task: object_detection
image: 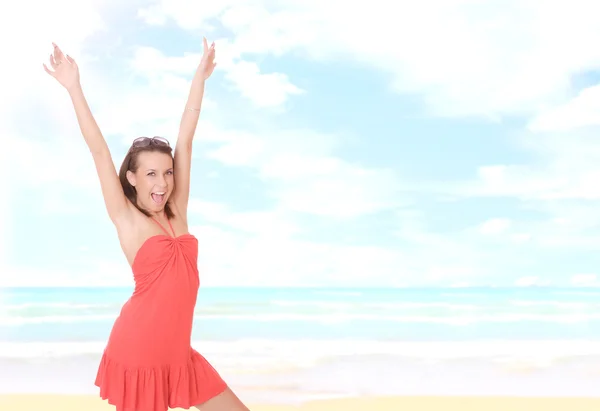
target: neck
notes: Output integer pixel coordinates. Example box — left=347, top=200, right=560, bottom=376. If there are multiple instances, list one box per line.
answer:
left=136, top=199, right=164, bottom=219
left=150, top=210, right=165, bottom=219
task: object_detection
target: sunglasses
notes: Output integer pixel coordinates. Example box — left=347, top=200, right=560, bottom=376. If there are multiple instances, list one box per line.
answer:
left=131, top=136, right=170, bottom=148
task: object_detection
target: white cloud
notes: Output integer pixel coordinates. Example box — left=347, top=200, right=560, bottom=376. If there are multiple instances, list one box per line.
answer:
left=479, top=218, right=511, bottom=235
left=138, top=0, right=600, bottom=118
left=131, top=42, right=303, bottom=108
left=570, top=274, right=600, bottom=287
left=131, top=46, right=200, bottom=77
left=511, top=233, right=532, bottom=244
left=204, top=125, right=401, bottom=218
left=0, top=0, right=111, bottom=278
left=0, top=126, right=10, bottom=276
left=514, top=276, right=549, bottom=287
left=0, top=0, right=105, bottom=106
left=272, top=166, right=399, bottom=218
left=192, top=223, right=407, bottom=287
left=465, top=198, right=600, bottom=251
left=529, top=84, right=600, bottom=132
left=188, top=199, right=300, bottom=238
left=443, top=129, right=600, bottom=205
left=1, top=261, right=133, bottom=288
left=223, top=60, right=304, bottom=107
left=184, top=200, right=495, bottom=287
left=137, top=0, right=239, bottom=30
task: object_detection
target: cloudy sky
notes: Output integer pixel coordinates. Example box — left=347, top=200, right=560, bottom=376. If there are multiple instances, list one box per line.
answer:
left=1, top=0, right=600, bottom=288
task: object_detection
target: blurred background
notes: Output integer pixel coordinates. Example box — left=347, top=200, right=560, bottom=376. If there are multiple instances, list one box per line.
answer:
left=2, top=0, right=600, bottom=407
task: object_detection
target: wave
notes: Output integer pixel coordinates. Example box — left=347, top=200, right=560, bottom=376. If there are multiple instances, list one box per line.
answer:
left=509, top=300, right=597, bottom=309
left=0, top=314, right=117, bottom=325
left=0, top=302, right=120, bottom=320
left=2, top=300, right=480, bottom=315
left=270, top=300, right=478, bottom=310
left=310, top=290, right=363, bottom=297
left=553, top=290, right=600, bottom=296
left=195, top=313, right=600, bottom=324
left=2, top=302, right=112, bottom=310
left=2, top=339, right=600, bottom=369
left=2, top=312, right=600, bottom=326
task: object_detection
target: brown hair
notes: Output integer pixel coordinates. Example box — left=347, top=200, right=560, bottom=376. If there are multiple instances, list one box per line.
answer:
left=118, top=140, right=175, bottom=219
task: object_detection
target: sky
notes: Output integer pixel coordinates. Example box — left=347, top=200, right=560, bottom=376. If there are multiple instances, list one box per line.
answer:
left=2, top=0, right=600, bottom=288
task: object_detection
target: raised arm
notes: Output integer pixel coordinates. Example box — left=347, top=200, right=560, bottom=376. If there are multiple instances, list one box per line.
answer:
left=44, top=43, right=130, bottom=224
left=171, top=38, right=216, bottom=215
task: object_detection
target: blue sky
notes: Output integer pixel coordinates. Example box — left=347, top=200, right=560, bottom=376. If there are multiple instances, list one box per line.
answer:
left=2, top=0, right=600, bottom=287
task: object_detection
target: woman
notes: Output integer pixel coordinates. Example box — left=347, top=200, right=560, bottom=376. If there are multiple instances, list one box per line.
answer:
left=44, top=40, right=250, bottom=411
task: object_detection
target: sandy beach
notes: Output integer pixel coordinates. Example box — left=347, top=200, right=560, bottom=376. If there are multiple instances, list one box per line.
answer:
left=1, top=395, right=600, bottom=411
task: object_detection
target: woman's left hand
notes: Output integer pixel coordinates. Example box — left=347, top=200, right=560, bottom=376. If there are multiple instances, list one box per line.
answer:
left=199, top=37, right=216, bottom=80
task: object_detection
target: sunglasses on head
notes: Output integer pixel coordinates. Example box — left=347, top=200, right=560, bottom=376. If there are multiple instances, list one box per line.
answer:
left=131, top=136, right=170, bottom=148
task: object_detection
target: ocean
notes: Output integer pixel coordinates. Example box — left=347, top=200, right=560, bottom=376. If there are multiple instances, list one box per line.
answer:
left=1, top=286, right=600, bottom=402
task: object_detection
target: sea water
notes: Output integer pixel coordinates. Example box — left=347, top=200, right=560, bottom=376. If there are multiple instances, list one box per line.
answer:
left=1, top=286, right=600, bottom=402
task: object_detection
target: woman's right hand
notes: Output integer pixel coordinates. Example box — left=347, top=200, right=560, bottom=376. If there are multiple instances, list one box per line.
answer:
left=43, top=43, right=80, bottom=91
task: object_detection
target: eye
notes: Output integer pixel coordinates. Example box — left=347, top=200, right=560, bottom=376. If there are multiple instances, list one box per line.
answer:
left=166, top=170, right=174, bottom=175
left=147, top=172, right=155, bottom=176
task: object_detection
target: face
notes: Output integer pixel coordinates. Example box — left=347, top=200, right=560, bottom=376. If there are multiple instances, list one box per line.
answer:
left=127, top=151, right=174, bottom=214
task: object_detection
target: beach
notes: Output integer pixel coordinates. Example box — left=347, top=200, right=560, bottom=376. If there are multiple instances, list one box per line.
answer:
left=1, top=286, right=600, bottom=408
left=1, top=395, right=600, bottom=411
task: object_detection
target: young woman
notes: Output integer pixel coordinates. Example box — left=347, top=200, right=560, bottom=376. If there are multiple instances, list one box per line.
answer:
left=44, top=40, right=250, bottom=411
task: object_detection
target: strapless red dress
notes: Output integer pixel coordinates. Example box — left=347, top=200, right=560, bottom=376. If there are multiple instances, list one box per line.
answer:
left=95, top=218, right=227, bottom=411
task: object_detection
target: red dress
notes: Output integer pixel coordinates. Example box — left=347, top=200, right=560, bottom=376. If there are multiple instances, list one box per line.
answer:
left=95, top=218, right=227, bottom=411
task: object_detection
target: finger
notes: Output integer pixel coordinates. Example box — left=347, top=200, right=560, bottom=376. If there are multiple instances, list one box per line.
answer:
left=53, top=47, right=66, bottom=67
left=66, top=54, right=76, bottom=66
left=49, top=54, right=57, bottom=69
left=43, top=63, right=55, bottom=77
left=203, top=37, right=208, bottom=53
left=53, top=43, right=65, bottom=61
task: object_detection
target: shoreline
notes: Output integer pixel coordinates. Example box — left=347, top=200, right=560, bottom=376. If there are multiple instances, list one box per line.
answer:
left=4, top=352, right=600, bottom=401
left=2, top=394, right=600, bottom=411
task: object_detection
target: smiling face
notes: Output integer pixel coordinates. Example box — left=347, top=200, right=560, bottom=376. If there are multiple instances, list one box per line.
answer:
left=125, top=150, right=175, bottom=215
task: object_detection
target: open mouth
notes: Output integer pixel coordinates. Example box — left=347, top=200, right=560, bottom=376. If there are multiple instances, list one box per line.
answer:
left=151, top=192, right=166, bottom=204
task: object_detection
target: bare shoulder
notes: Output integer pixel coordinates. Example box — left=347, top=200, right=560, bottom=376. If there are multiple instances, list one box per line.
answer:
left=112, top=203, right=149, bottom=265
left=168, top=199, right=189, bottom=231
left=112, top=201, right=190, bottom=266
